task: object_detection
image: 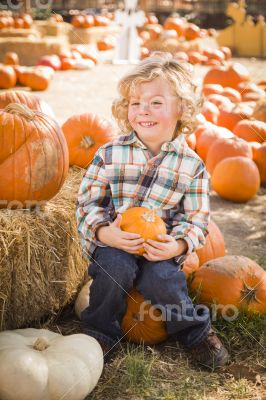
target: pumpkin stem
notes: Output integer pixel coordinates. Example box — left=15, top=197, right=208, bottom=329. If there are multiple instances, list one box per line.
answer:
left=132, top=313, right=140, bottom=322
left=80, top=136, right=95, bottom=149
left=241, top=282, right=260, bottom=304
left=142, top=209, right=156, bottom=223
left=4, top=103, right=35, bottom=120
left=33, top=337, right=50, bottom=351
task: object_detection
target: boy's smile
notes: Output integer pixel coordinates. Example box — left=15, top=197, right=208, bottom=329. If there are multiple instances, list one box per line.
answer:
left=128, top=77, right=180, bottom=155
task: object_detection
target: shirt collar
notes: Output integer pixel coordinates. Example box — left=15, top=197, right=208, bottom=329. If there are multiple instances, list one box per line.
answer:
left=117, top=131, right=186, bottom=154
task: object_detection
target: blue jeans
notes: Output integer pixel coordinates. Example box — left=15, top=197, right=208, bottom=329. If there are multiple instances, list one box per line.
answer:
left=81, top=246, right=211, bottom=348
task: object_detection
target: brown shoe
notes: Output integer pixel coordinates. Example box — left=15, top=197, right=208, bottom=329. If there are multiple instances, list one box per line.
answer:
left=189, top=329, right=230, bottom=370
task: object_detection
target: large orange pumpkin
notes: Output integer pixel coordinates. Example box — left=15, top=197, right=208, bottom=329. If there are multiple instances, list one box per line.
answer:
left=120, top=207, right=167, bottom=255
left=206, top=136, right=252, bottom=174
left=233, top=119, right=266, bottom=143
left=253, top=142, right=266, bottom=184
left=211, top=156, right=260, bottom=203
left=61, top=113, right=116, bottom=168
left=191, top=256, right=266, bottom=313
left=19, top=67, right=52, bottom=91
left=75, top=282, right=168, bottom=345
left=121, top=288, right=168, bottom=345
left=0, top=90, right=55, bottom=118
left=195, top=123, right=234, bottom=161
left=196, top=220, right=225, bottom=266
left=203, top=63, right=250, bottom=89
left=217, top=103, right=253, bottom=131
left=0, top=103, right=69, bottom=208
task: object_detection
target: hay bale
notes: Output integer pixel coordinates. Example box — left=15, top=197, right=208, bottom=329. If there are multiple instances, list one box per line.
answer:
left=0, top=167, right=88, bottom=331
left=34, top=21, right=71, bottom=37
left=69, top=26, right=120, bottom=44
left=0, top=28, right=40, bottom=38
left=145, top=37, right=180, bottom=54
left=0, top=36, right=69, bottom=66
left=145, top=37, right=205, bottom=54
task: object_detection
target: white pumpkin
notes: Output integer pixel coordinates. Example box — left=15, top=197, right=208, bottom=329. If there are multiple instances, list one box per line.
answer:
left=0, top=328, right=103, bottom=400
left=75, top=280, right=92, bottom=319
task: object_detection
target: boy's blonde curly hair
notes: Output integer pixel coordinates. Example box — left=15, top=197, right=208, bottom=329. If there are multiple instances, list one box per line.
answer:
left=112, top=52, right=203, bottom=138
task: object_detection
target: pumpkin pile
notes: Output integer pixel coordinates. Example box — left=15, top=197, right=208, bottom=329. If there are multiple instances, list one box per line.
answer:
left=185, top=61, right=266, bottom=202
left=70, top=13, right=113, bottom=28
left=0, top=52, right=55, bottom=91
left=138, top=15, right=227, bottom=63
left=0, top=11, right=33, bottom=30
left=0, top=44, right=99, bottom=90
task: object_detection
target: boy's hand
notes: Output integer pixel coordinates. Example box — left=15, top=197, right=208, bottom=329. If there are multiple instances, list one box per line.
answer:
left=96, top=214, right=145, bottom=254
left=142, top=235, right=188, bottom=261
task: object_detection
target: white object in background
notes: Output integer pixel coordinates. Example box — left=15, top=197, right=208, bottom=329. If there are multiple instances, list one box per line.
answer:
left=113, top=0, right=145, bottom=64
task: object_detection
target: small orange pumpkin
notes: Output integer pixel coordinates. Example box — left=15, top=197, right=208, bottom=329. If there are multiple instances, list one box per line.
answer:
left=211, top=156, right=260, bottom=203
left=163, top=17, right=185, bottom=37
left=0, top=65, right=16, bottom=89
left=120, top=207, right=167, bottom=255
left=191, top=256, right=266, bottom=313
left=121, top=288, right=168, bottom=345
left=3, top=51, right=19, bottom=66
left=185, top=23, right=200, bottom=40
left=61, top=113, right=115, bottom=168
left=97, top=36, right=115, bottom=51
left=196, top=220, right=225, bottom=266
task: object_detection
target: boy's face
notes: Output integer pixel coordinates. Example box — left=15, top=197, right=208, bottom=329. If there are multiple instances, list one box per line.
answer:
left=128, top=77, right=180, bottom=148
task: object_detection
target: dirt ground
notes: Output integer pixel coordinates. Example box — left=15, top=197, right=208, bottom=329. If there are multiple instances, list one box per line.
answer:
left=37, top=56, right=266, bottom=268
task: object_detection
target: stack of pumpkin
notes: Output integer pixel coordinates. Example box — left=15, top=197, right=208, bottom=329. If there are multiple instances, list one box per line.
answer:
left=75, top=207, right=266, bottom=346
left=70, top=13, right=113, bottom=29
left=0, top=51, right=54, bottom=90
left=0, top=11, right=33, bottom=30
left=37, top=45, right=98, bottom=71
left=186, top=62, right=266, bottom=203
left=138, top=15, right=219, bottom=59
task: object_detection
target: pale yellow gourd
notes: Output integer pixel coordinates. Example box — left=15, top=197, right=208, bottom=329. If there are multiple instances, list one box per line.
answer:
left=0, top=328, right=103, bottom=400
left=75, top=280, right=92, bottom=319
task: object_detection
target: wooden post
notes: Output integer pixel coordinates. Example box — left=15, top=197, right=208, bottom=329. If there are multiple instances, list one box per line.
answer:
left=20, top=0, right=31, bottom=14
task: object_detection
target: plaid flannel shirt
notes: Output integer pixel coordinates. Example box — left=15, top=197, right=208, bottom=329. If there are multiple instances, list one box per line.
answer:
left=76, top=131, right=210, bottom=262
